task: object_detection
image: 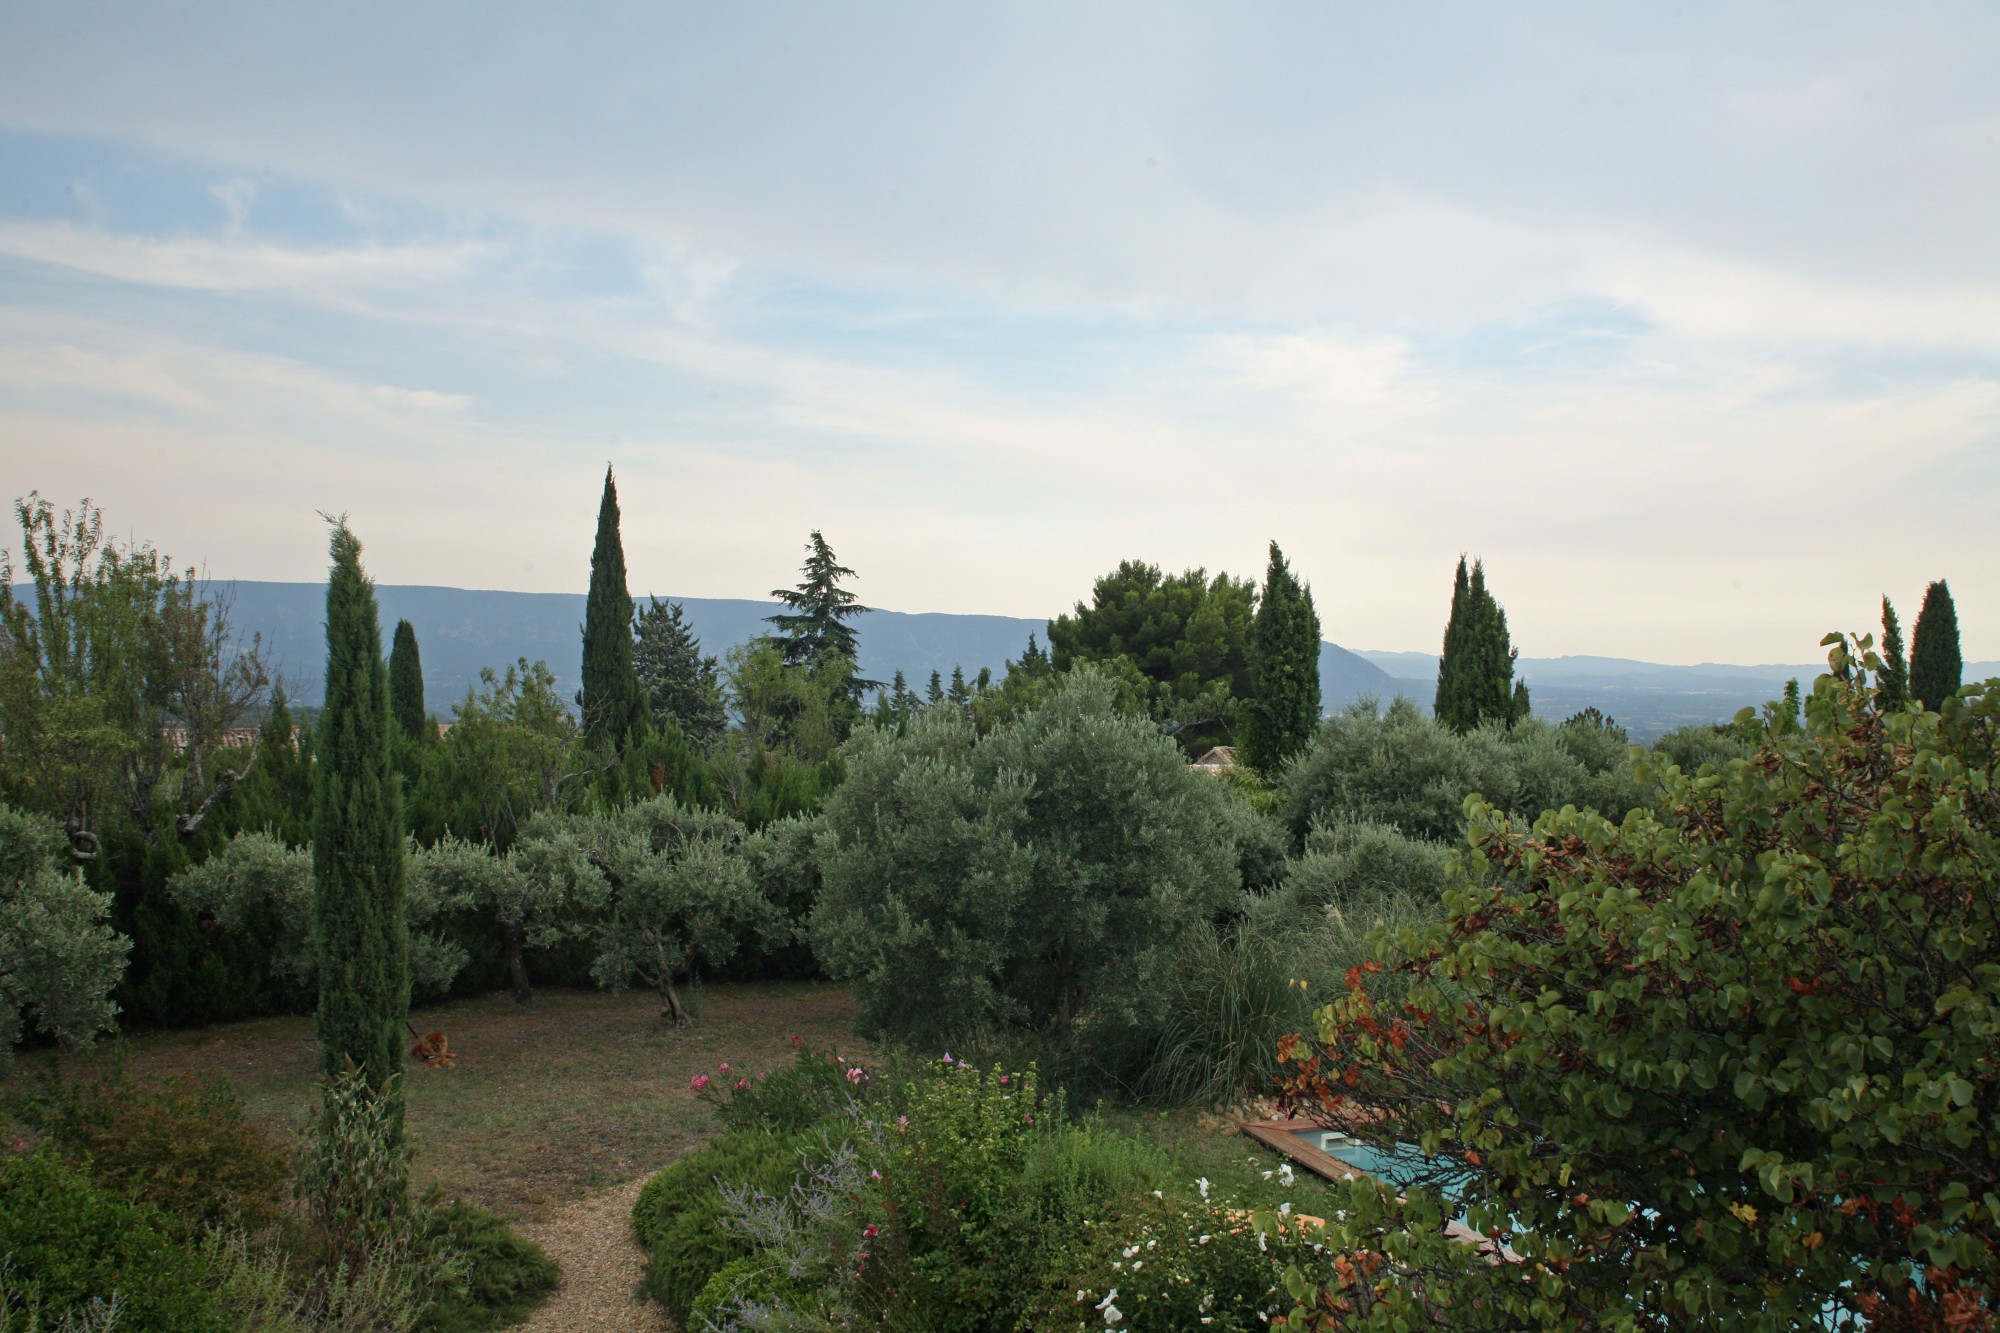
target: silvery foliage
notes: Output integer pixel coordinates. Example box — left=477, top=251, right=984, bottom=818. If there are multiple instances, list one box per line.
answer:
left=168, top=830, right=466, bottom=1000
left=0, top=804, right=127, bottom=1075
left=705, top=1134, right=872, bottom=1333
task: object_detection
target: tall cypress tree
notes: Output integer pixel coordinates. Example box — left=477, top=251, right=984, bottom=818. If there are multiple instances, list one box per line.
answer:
left=1878, top=597, right=1909, bottom=709
left=580, top=466, right=647, bottom=753
left=1243, top=540, right=1322, bottom=772
left=1910, top=579, right=1963, bottom=712
left=313, top=522, right=408, bottom=1134
left=388, top=619, right=425, bottom=739
left=1434, top=557, right=1474, bottom=732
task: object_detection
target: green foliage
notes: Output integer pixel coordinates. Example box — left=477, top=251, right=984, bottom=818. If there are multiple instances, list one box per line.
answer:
left=1878, top=596, right=1909, bottom=709
left=0, top=1148, right=227, bottom=1333
left=765, top=530, right=873, bottom=698
left=295, top=1066, right=417, bottom=1284
left=20, top=1063, right=288, bottom=1236
left=1433, top=556, right=1525, bottom=733
left=812, top=670, right=1243, bottom=1058
left=633, top=598, right=726, bottom=751
left=694, top=1038, right=869, bottom=1135
left=0, top=493, right=268, bottom=853
left=413, top=1200, right=559, bottom=1333
left=1911, top=576, right=1963, bottom=712
left=313, top=522, right=409, bottom=1117
left=388, top=620, right=426, bottom=741
left=1046, top=559, right=1256, bottom=754
left=1649, top=720, right=1753, bottom=776
left=0, top=804, right=126, bottom=1075
left=434, top=659, right=580, bottom=850
left=579, top=467, right=647, bottom=754
left=583, top=796, right=784, bottom=1024
left=736, top=814, right=823, bottom=978
left=631, top=1131, right=814, bottom=1322
left=1278, top=637, right=2000, bottom=1325
left=1242, top=541, right=1322, bottom=774
left=724, top=639, right=858, bottom=769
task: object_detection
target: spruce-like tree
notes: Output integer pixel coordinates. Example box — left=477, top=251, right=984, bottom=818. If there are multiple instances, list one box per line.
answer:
left=388, top=619, right=425, bottom=740
left=313, top=521, right=409, bottom=1139
left=948, top=664, right=971, bottom=707
left=1878, top=597, right=1909, bottom=709
left=1242, top=540, right=1323, bottom=773
left=767, top=531, right=875, bottom=696
left=927, top=670, right=944, bottom=706
left=579, top=466, right=647, bottom=754
left=1910, top=579, right=1963, bottom=712
left=633, top=598, right=726, bottom=751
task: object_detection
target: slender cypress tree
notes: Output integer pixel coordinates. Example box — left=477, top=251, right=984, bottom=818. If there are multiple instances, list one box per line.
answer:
left=579, top=466, right=647, bottom=753
left=1434, top=557, right=1474, bottom=731
left=388, top=619, right=425, bottom=739
left=1878, top=597, right=1909, bottom=709
left=313, top=521, right=408, bottom=1136
left=1910, top=579, right=1963, bottom=712
left=1243, top=540, right=1323, bottom=772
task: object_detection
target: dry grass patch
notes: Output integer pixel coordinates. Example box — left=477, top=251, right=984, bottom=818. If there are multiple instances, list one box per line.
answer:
left=4, top=981, right=870, bottom=1224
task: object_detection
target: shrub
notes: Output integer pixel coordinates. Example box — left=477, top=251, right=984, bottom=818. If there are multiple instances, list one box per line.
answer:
left=1277, top=638, right=2000, bottom=1326
left=0, top=803, right=128, bottom=1076
left=294, top=1067, right=417, bottom=1279
left=691, top=1038, right=871, bottom=1135
left=813, top=671, right=1243, bottom=1057
left=415, top=1199, right=559, bottom=1333
left=0, top=1148, right=227, bottom=1333
left=632, top=1132, right=816, bottom=1323
left=19, top=1063, right=288, bottom=1236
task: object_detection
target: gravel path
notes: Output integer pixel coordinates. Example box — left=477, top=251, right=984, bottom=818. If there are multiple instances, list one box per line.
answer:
left=517, top=1174, right=675, bottom=1333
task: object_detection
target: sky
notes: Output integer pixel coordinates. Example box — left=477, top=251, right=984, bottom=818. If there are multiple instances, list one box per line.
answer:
left=0, top=3, right=1994, bottom=662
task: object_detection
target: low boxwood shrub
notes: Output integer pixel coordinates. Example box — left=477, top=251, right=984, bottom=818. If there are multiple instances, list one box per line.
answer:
left=416, top=1198, right=560, bottom=1333
left=0, top=1148, right=228, bottom=1333
left=632, top=1131, right=817, bottom=1323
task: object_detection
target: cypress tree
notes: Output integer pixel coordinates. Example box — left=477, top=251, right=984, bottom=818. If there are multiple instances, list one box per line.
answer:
left=1243, top=540, right=1323, bottom=773
left=1878, top=597, right=1909, bottom=709
left=1910, top=579, right=1963, bottom=712
left=1434, top=557, right=1474, bottom=732
left=388, top=618, right=425, bottom=739
left=579, top=466, right=647, bottom=753
left=312, top=521, right=408, bottom=1134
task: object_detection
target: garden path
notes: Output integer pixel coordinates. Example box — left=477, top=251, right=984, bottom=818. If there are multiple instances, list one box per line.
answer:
left=516, top=1173, right=673, bottom=1333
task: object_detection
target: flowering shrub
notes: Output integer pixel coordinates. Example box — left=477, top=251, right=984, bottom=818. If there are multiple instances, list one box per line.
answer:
left=692, top=1038, right=877, bottom=1135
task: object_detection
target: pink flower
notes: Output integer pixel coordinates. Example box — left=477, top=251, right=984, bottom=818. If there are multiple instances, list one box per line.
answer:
left=863, top=1223, right=880, bottom=1237
left=871, top=1169, right=881, bottom=1179
left=718, top=1062, right=730, bottom=1074
left=734, top=1079, right=750, bottom=1091
left=999, top=1074, right=1010, bottom=1084
left=846, top=1066, right=866, bottom=1084
left=689, top=1074, right=712, bottom=1092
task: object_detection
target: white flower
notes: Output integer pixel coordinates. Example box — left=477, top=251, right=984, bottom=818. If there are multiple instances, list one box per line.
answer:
left=1146, top=1239, right=1156, bottom=1250
left=1132, top=1261, right=1143, bottom=1270
left=1196, top=1176, right=1211, bottom=1200
left=1257, top=1231, right=1268, bottom=1252
left=1198, top=1234, right=1212, bottom=1244
left=1261, top=1170, right=1273, bottom=1181
left=1277, top=1164, right=1295, bottom=1187
left=1076, top=1290, right=1089, bottom=1303
left=1096, top=1289, right=1119, bottom=1311
left=1152, top=1189, right=1164, bottom=1199
left=1279, top=1201, right=1292, bottom=1218
left=1103, top=1305, right=1123, bottom=1325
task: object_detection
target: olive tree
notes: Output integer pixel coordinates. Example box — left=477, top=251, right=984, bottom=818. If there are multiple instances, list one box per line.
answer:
left=1, top=803, right=128, bottom=1072
left=812, top=669, right=1244, bottom=1056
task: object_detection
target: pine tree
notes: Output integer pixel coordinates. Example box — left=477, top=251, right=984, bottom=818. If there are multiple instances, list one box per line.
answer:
left=1434, top=557, right=1475, bottom=732
left=1243, top=540, right=1323, bottom=773
left=387, top=619, right=425, bottom=740
left=579, top=466, right=647, bottom=754
left=1878, top=597, right=1909, bottom=709
left=927, top=670, right=944, bottom=706
left=948, top=665, right=971, bottom=707
left=312, top=521, right=409, bottom=1137
left=1910, top=579, right=1963, bottom=712
left=767, top=532, right=875, bottom=695
left=633, top=598, right=725, bottom=751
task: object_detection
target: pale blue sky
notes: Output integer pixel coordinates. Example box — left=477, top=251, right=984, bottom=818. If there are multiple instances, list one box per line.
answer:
left=0, top=3, right=1995, bottom=660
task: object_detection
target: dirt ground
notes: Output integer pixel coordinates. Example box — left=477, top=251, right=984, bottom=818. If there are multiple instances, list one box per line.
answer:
left=2, top=980, right=871, bottom=1225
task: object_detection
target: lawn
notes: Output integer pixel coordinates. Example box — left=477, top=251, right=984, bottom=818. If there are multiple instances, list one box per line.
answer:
left=3, top=981, right=873, bottom=1224
left=4, top=982, right=1316, bottom=1227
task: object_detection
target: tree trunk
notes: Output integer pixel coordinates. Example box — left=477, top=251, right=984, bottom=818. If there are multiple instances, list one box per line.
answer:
left=498, top=917, right=532, bottom=1004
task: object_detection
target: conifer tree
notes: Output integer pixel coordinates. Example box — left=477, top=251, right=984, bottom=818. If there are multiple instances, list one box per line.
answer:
left=948, top=664, right=971, bottom=707
left=633, top=598, right=725, bottom=751
left=579, top=466, right=647, bottom=754
left=1434, top=557, right=1475, bottom=732
left=1878, top=597, right=1909, bottom=709
left=1435, top=557, right=1522, bottom=732
left=927, top=670, right=944, bottom=706
left=1243, top=540, right=1322, bottom=773
left=313, top=521, right=408, bottom=1138
left=388, top=619, right=425, bottom=740
left=1910, top=579, right=1963, bottom=712
left=767, top=531, right=875, bottom=697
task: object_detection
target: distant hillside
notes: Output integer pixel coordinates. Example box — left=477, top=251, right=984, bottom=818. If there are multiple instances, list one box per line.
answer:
left=199, top=581, right=1409, bottom=716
